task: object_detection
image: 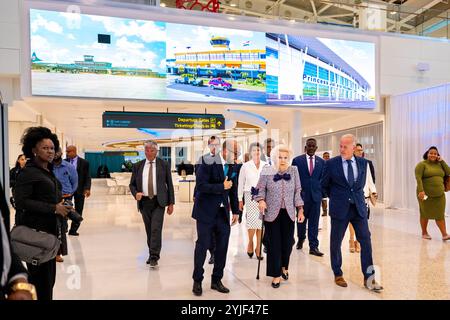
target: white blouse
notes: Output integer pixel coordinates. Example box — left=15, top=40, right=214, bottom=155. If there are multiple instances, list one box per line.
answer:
left=238, top=159, right=267, bottom=201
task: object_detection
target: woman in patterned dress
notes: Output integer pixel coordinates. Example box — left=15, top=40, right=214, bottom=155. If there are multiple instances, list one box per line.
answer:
left=254, top=145, right=305, bottom=288
left=238, top=143, right=267, bottom=260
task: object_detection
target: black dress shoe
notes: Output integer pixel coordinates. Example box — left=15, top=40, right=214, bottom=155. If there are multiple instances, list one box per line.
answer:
left=247, top=252, right=254, bottom=258
left=149, top=259, right=158, bottom=268
left=68, top=231, right=79, bottom=236
left=193, top=281, right=202, bottom=296
left=208, top=254, right=215, bottom=264
left=296, top=240, right=304, bottom=250
left=309, top=248, right=324, bottom=257
left=146, top=257, right=151, bottom=264
left=281, top=272, right=289, bottom=280
left=211, top=280, right=230, bottom=293
left=271, top=281, right=280, bottom=288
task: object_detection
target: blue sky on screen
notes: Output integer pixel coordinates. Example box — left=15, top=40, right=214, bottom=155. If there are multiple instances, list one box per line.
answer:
left=318, top=38, right=376, bottom=96
left=166, top=23, right=266, bottom=58
left=30, top=9, right=166, bottom=73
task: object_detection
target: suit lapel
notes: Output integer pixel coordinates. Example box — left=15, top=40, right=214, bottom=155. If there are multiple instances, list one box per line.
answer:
left=77, top=157, right=81, bottom=173
left=301, top=155, right=309, bottom=176
left=313, top=158, right=320, bottom=177
left=355, top=158, right=364, bottom=185
left=337, top=157, right=350, bottom=186
left=138, top=159, right=146, bottom=191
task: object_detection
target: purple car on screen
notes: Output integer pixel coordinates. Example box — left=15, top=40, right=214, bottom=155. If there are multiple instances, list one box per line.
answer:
left=208, top=78, right=232, bottom=91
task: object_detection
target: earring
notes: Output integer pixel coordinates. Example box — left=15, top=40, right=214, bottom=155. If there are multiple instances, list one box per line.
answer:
left=34, top=153, right=37, bottom=157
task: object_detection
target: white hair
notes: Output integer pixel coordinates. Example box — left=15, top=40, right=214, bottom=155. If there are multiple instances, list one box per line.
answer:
left=270, top=144, right=292, bottom=167
left=144, top=140, right=159, bottom=149
left=341, top=134, right=356, bottom=146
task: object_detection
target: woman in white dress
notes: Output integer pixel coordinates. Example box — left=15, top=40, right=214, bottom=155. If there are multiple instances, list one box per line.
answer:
left=238, top=142, right=267, bottom=260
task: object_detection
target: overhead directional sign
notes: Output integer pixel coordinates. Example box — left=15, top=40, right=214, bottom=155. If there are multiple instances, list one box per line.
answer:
left=102, top=111, right=225, bottom=130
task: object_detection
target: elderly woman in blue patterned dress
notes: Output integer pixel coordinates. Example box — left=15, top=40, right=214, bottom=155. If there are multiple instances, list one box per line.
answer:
left=254, top=144, right=305, bottom=288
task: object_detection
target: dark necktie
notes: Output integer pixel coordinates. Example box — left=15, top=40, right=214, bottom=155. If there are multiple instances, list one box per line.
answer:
left=346, top=159, right=354, bottom=187
left=309, top=156, right=314, bottom=176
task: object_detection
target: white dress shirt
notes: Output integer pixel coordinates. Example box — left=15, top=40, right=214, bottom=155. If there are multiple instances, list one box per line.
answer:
left=142, top=159, right=157, bottom=197
left=238, top=160, right=267, bottom=201
left=306, top=154, right=316, bottom=174
left=341, top=156, right=358, bottom=182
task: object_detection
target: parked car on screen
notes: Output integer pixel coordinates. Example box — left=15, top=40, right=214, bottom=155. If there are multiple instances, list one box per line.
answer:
left=191, top=78, right=204, bottom=86
left=208, top=78, right=232, bottom=91
left=174, top=76, right=190, bottom=84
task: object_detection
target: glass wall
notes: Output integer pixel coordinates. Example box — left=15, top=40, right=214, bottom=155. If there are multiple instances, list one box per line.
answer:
left=303, top=121, right=384, bottom=201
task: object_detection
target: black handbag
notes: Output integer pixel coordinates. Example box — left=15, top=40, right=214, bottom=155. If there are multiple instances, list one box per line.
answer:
left=10, top=225, right=61, bottom=266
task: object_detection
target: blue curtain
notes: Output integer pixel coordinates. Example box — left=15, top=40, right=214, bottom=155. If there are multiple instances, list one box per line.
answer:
left=85, top=153, right=125, bottom=178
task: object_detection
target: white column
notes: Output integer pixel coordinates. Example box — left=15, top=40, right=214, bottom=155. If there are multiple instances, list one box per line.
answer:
left=290, top=110, right=303, bottom=156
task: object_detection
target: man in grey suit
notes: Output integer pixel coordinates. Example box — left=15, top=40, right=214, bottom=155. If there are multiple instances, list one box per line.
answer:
left=129, top=141, right=175, bottom=268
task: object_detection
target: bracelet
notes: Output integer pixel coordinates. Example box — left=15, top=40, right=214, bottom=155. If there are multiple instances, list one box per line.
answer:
left=10, top=282, right=37, bottom=300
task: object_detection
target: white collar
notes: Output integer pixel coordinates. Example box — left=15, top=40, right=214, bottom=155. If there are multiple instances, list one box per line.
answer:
left=341, top=156, right=356, bottom=163
left=145, top=158, right=156, bottom=165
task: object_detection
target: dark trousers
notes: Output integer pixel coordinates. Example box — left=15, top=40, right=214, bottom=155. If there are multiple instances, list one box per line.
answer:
left=330, top=204, right=374, bottom=280
left=70, top=193, right=85, bottom=232
left=209, top=234, right=216, bottom=256
left=265, top=209, right=295, bottom=278
left=26, top=258, right=56, bottom=300
left=141, top=197, right=165, bottom=260
left=193, top=208, right=230, bottom=283
left=297, top=200, right=321, bottom=249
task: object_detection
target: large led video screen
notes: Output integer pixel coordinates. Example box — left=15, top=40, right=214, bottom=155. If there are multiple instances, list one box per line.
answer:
left=29, top=9, right=375, bottom=108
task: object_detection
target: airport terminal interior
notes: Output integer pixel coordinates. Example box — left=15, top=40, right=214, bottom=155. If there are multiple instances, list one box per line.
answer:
left=0, top=0, right=450, bottom=301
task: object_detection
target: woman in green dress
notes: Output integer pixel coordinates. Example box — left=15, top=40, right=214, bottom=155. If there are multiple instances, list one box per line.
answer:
left=415, top=146, right=450, bottom=241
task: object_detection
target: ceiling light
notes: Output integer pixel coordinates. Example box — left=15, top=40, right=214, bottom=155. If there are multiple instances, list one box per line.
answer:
left=389, top=11, right=397, bottom=15
left=160, top=2, right=166, bottom=7
left=230, top=3, right=237, bottom=7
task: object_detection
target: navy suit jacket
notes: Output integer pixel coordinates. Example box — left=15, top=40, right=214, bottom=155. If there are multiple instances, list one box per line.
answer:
left=192, top=154, right=239, bottom=225
left=292, top=154, right=325, bottom=203
left=321, top=156, right=368, bottom=220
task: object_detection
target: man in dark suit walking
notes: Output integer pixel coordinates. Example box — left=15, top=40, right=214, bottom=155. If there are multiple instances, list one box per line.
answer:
left=194, top=135, right=222, bottom=265
left=1, top=182, right=35, bottom=300
left=292, top=138, right=325, bottom=257
left=66, top=145, right=91, bottom=236
left=321, top=134, right=383, bottom=292
left=129, top=140, right=175, bottom=268
left=192, top=139, right=240, bottom=296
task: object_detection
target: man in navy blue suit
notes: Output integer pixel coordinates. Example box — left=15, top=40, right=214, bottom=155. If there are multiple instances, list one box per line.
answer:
left=321, top=134, right=383, bottom=292
left=192, top=139, right=240, bottom=296
left=292, top=138, right=325, bottom=257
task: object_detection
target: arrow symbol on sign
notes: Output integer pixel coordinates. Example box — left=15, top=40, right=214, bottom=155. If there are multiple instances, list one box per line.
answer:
left=217, top=121, right=222, bottom=127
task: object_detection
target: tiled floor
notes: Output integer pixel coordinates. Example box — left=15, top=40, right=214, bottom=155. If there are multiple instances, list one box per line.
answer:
left=52, top=185, right=450, bottom=300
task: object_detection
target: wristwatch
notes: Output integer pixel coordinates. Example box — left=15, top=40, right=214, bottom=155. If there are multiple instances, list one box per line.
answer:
left=10, top=282, right=37, bottom=300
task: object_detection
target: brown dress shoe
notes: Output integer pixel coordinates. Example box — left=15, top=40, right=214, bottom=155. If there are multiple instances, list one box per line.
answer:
left=349, top=240, right=356, bottom=253
left=56, top=255, right=64, bottom=263
left=355, top=241, right=361, bottom=253
left=335, top=276, right=348, bottom=287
